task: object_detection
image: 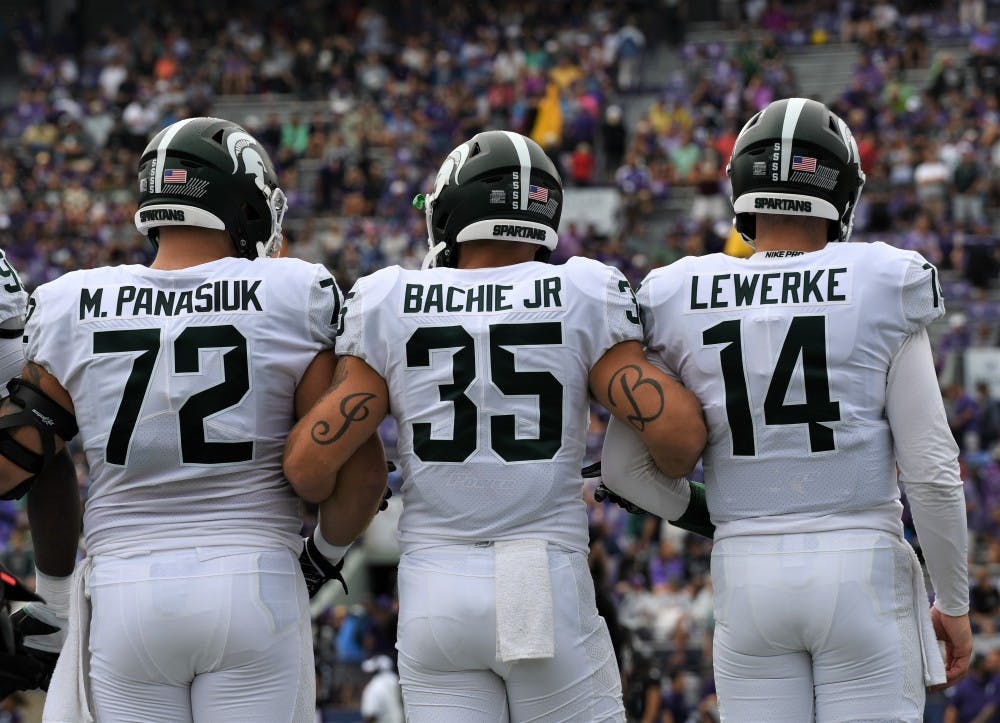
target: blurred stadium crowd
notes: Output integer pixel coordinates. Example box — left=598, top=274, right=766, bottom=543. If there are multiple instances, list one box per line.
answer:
left=2, top=0, right=1000, bottom=720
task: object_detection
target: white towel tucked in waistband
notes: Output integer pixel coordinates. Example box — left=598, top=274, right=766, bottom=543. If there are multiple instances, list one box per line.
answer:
left=495, top=539, right=555, bottom=662
left=43, top=557, right=94, bottom=723
left=902, top=543, right=947, bottom=687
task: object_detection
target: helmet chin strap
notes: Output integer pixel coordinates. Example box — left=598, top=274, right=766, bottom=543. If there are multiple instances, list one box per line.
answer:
left=415, top=192, right=447, bottom=270
left=421, top=241, right=447, bottom=270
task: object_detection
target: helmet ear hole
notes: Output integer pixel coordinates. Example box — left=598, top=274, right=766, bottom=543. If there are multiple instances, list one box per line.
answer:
left=243, top=202, right=261, bottom=221
left=435, top=211, right=450, bottom=234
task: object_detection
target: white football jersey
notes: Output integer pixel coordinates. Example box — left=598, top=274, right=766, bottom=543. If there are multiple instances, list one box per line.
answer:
left=0, top=248, right=28, bottom=331
left=639, top=242, right=943, bottom=532
left=337, top=257, right=642, bottom=553
left=0, top=248, right=29, bottom=385
left=25, top=257, right=342, bottom=556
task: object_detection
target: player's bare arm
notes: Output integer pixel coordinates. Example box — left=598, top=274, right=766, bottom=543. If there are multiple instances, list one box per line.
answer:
left=0, top=365, right=80, bottom=700
left=284, top=355, right=389, bottom=504
left=292, top=349, right=389, bottom=539
left=589, top=340, right=706, bottom=477
left=606, top=363, right=665, bottom=432
left=317, top=434, right=388, bottom=545
left=294, top=349, right=338, bottom=419
left=26, top=450, right=80, bottom=576
left=0, top=362, right=76, bottom=496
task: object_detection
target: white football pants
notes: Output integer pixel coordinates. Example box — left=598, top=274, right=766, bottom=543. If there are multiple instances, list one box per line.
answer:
left=712, top=530, right=927, bottom=722
left=396, top=543, right=625, bottom=722
left=87, top=546, right=313, bottom=723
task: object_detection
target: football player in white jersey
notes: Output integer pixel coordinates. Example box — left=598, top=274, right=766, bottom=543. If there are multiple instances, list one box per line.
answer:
left=0, top=250, right=82, bottom=699
left=0, top=118, right=387, bottom=722
left=284, top=130, right=707, bottom=722
left=600, top=98, right=973, bottom=721
left=0, top=249, right=29, bottom=385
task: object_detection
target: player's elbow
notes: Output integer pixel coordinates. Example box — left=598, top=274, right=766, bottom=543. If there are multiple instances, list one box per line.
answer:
left=289, top=478, right=335, bottom=506
left=283, top=451, right=337, bottom=505
left=655, top=452, right=699, bottom=480
left=652, top=422, right=706, bottom=478
left=680, top=420, right=708, bottom=472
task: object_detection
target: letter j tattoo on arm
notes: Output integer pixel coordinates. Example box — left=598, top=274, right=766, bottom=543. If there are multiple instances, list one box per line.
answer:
left=607, top=364, right=665, bottom=432
left=310, top=392, right=377, bottom=446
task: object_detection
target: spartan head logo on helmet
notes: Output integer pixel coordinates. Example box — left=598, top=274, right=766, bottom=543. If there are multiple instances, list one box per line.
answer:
left=226, top=131, right=270, bottom=194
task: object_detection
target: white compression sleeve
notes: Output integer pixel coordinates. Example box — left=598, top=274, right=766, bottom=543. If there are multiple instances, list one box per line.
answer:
left=600, top=417, right=691, bottom=520
left=887, top=329, right=969, bottom=615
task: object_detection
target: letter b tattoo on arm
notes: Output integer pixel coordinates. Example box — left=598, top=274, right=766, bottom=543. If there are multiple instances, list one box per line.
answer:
left=606, top=364, right=665, bottom=432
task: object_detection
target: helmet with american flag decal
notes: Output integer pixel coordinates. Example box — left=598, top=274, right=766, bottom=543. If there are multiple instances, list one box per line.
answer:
left=727, top=98, right=865, bottom=247
left=134, top=117, right=286, bottom=259
left=415, top=130, right=563, bottom=268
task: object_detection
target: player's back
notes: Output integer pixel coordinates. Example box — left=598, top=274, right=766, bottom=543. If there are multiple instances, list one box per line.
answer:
left=25, top=256, right=339, bottom=556
left=640, top=241, right=943, bottom=537
left=337, top=256, right=641, bottom=553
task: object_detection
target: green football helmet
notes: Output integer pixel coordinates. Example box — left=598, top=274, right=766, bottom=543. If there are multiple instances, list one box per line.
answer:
left=727, top=98, right=865, bottom=246
left=134, top=117, right=287, bottom=259
left=419, top=130, right=563, bottom=268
